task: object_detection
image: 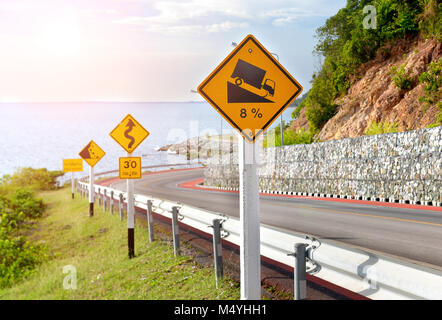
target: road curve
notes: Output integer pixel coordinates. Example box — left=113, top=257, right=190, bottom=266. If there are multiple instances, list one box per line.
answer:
left=109, top=168, right=442, bottom=268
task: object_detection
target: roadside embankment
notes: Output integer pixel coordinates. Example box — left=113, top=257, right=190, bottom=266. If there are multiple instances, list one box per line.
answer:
left=0, top=187, right=240, bottom=299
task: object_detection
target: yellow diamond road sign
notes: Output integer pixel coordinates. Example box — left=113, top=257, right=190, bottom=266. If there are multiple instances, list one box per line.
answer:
left=79, top=141, right=106, bottom=168
left=198, top=34, right=303, bottom=143
left=110, top=114, right=150, bottom=154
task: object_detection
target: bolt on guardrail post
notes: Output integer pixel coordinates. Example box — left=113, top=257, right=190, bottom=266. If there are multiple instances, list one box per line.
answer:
left=147, top=200, right=154, bottom=242
left=110, top=191, right=114, bottom=214
left=294, top=243, right=308, bottom=300
left=171, top=207, right=181, bottom=256
left=119, top=193, right=124, bottom=221
left=212, top=219, right=224, bottom=288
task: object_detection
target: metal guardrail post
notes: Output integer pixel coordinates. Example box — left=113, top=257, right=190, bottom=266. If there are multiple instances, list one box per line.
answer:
left=103, top=190, right=107, bottom=212
left=212, top=219, right=224, bottom=288
left=172, top=206, right=181, bottom=256
left=147, top=200, right=154, bottom=242
left=98, top=188, right=101, bottom=207
left=119, top=193, right=124, bottom=221
left=294, top=243, right=308, bottom=300
left=110, top=191, right=114, bottom=214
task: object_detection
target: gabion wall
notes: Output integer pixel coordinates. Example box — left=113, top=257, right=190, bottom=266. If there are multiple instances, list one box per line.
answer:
left=204, top=126, right=441, bottom=205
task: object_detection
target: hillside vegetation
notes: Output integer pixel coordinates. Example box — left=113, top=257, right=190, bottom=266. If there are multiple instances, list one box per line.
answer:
left=287, top=0, right=441, bottom=143
left=0, top=168, right=62, bottom=287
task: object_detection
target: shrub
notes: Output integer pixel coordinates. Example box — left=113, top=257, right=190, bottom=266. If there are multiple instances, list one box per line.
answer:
left=418, top=57, right=442, bottom=125
left=418, top=0, right=441, bottom=40
left=11, top=189, right=44, bottom=220
left=0, top=169, right=49, bottom=288
left=365, top=120, right=399, bottom=135
left=391, top=64, right=415, bottom=90
left=3, top=168, right=63, bottom=192
left=264, top=127, right=315, bottom=147
left=0, top=236, right=43, bottom=287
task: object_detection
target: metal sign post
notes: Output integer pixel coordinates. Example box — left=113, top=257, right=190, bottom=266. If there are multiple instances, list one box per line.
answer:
left=62, top=159, right=84, bottom=200
left=239, top=133, right=261, bottom=300
left=110, top=114, right=149, bottom=259
left=89, top=166, right=94, bottom=217
left=198, top=34, right=302, bottom=300
left=127, top=152, right=135, bottom=258
left=71, top=172, right=75, bottom=199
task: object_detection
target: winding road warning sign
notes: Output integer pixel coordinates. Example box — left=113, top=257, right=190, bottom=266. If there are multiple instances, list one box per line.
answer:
left=109, top=114, right=150, bottom=154
left=79, top=141, right=105, bottom=167
left=198, top=34, right=303, bottom=142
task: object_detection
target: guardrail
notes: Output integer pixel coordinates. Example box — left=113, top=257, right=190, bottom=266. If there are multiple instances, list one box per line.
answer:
left=77, top=179, right=442, bottom=300
left=58, top=162, right=202, bottom=186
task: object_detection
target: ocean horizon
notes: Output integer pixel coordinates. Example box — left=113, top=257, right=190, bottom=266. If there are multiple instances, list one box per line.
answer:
left=0, top=102, right=295, bottom=178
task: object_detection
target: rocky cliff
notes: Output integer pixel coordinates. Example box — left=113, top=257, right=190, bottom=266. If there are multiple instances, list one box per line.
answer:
left=291, top=38, right=441, bottom=141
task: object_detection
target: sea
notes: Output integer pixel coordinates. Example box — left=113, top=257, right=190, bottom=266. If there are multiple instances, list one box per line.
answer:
left=0, top=102, right=294, bottom=178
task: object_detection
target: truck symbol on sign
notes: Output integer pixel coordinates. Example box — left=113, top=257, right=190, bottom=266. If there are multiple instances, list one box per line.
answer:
left=231, top=59, right=275, bottom=97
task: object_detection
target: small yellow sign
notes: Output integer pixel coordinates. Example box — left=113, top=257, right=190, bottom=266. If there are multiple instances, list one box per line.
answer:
left=79, top=140, right=106, bottom=167
left=63, top=159, right=84, bottom=173
left=110, top=114, right=150, bottom=154
left=119, top=157, right=142, bottom=179
left=198, top=34, right=302, bottom=142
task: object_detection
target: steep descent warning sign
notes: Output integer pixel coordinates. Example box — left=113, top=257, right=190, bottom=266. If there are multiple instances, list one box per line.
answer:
left=79, top=140, right=106, bottom=167
left=198, top=34, right=303, bottom=142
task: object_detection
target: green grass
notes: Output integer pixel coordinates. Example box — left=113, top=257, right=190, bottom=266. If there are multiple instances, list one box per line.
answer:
left=0, top=188, right=240, bottom=300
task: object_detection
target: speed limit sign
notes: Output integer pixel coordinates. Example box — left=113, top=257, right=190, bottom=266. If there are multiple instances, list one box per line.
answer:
left=119, top=157, right=142, bottom=179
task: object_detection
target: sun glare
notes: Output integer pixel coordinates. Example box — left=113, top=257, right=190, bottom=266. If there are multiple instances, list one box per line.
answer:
left=34, top=18, right=82, bottom=57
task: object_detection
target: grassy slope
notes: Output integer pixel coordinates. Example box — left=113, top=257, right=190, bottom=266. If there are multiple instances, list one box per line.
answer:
left=0, top=188, right=240, bottom=300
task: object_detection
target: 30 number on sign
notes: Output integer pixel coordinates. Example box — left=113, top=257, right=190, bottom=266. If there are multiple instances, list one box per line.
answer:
left=123, top=160, right=138, bottom=169
left=119, top=157, right=142, bottom=179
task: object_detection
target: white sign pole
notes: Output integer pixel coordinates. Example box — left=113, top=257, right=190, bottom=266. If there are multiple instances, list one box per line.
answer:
left=71, top=172, right=75, bottom=199
left=239, top=133, right=261, bottom=300
left=127, top=152, right=135, bottom=258
left=89, top=165, right=94, bottom=217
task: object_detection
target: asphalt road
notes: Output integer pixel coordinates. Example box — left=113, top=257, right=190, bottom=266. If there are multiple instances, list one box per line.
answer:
left=110, top=168, right=442, bottom=268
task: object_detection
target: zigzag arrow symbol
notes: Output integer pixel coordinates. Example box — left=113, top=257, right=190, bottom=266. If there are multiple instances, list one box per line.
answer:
left=124, top=119, right=136, bottom=150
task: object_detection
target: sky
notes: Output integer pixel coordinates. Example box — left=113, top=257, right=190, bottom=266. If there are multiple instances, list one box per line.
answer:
left=0, top=0, right=346, bottom=102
